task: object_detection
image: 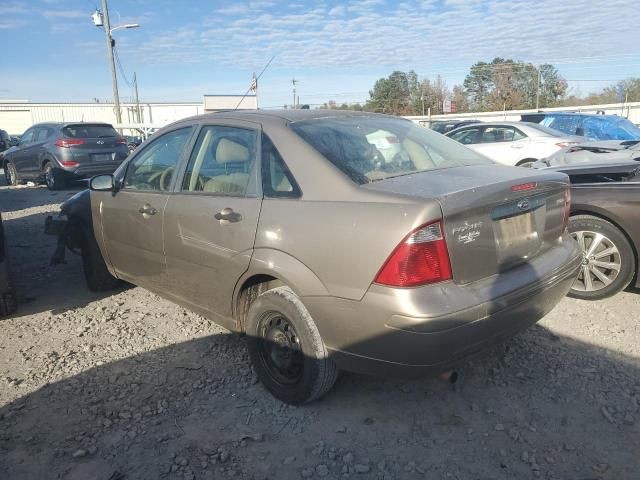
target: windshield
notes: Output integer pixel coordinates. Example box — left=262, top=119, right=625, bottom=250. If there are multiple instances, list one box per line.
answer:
left=63, top=124, right=118, bottom=138
left=290, top=116, right=492, bottom=184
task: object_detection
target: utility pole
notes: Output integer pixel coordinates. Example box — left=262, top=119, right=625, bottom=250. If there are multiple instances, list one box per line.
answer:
left=421, top=94, right=425, bottom=116
left=292, top=78, right=298, bottom=109
left=535, top=66, right=541, bottom=111
left=133, top=72, right=142, bottom=123
left=101, top=0, right=122, bottom=126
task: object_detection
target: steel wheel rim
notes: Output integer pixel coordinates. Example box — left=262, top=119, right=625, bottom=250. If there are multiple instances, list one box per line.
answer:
left=257, top=311, right=303, bottom=386
left=570, top=230, right=621, bottom=292
left=7, top=164, right=15, bottom=185
left=45, top=166, right=54, bottom=188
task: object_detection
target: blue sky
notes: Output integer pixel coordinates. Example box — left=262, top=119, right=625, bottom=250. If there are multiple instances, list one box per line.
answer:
left=1, top=0, right=638, bottom=108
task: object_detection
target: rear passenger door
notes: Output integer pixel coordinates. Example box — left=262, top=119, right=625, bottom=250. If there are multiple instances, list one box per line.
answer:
left=163, top=121, right=263, bottom=322
left=26, top=127, right=51, bottom=175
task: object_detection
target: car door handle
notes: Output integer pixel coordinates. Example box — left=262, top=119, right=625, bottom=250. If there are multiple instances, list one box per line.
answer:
left=214, top=208, right=242, bottom=223
left=510, top=144, right=524, bottom=149
left=138, top=204, right=157, bottom=215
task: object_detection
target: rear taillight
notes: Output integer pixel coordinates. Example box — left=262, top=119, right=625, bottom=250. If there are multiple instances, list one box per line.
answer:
left=55, top=138, right=85, bottom=148
left=562, top=188, right=571, bottom=232
left=60, top=161, right=79, bottom=167
left=511, top=182, right=537, bottom=192
left=375, top=221, right=452, bottom=287
left=116, top=136, right=127, bottom=145
left=556, top=141, right=578, bottom=148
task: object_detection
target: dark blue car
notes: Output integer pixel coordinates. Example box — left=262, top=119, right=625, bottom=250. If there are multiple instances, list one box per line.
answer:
left=521, top=112, right=640, bottom=141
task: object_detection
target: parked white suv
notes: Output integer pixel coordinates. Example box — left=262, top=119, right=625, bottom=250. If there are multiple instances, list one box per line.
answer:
left=446, top=122, right=582, bottom=167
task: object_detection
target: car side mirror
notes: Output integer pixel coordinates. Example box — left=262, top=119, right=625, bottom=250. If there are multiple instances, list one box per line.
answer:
left=90, top=174, right=114, bottom=191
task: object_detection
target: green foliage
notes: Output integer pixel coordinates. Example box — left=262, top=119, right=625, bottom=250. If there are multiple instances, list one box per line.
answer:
left=462, top=58, right=567, bottom=111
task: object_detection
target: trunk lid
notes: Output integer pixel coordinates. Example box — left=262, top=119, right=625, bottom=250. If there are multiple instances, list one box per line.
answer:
left=363, top=164, right=569, bottom=284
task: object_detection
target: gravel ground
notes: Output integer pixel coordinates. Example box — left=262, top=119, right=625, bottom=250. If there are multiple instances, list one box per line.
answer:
left=0, top=181, right=639, bottom=480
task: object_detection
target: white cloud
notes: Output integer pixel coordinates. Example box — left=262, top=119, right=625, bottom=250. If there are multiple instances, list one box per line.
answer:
left=42, top=10, right=89, bottom=20
left=120, top=0, right=636, bottom=76
left=328, top=5, right=346, bottom=15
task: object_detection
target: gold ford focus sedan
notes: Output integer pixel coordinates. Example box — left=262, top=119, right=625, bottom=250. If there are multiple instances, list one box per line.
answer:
left=46, top=110, right=581, bottom=404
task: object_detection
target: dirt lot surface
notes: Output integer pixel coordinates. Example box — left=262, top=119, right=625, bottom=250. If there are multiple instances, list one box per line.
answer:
left=0, top=181, right=639, bottom=480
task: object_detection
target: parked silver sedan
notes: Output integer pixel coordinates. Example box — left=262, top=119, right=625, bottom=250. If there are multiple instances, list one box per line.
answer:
left=48, top=111, right=581, bottom=403
left=446, top=121, right=582, bottom=167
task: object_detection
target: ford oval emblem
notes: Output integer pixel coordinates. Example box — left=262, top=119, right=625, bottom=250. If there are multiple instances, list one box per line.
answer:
left=517, top=199, right=530, bottom=211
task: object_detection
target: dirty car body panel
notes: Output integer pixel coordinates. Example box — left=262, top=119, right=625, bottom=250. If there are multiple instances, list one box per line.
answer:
left=52, top=110, right=580, bottom=377
left=545, top=161, right=640, bottom=288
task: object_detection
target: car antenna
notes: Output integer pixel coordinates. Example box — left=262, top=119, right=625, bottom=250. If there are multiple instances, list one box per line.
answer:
left=233, top=55, right=276, bottom=111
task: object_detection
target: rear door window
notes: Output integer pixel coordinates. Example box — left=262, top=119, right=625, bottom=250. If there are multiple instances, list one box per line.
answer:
left=63, top=124, right=118, bottom=138
left=181, top=126, right=258, bottom=196
left=450, top=127, right=482, bottom=145
left=480, top=126, right=525, bottom=143
left=34, top=127, right=51, bottom=142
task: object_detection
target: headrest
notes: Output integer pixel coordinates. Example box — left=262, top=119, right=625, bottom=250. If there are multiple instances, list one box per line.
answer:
left=216, top=138, right=250, bottom=164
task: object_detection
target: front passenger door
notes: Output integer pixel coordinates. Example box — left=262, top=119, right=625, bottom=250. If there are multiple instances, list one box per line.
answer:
left=97, top=127, right=194, bottom=291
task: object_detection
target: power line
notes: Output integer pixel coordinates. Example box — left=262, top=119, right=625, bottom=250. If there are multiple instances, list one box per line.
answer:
left=113, top=47, right=134, bottom=88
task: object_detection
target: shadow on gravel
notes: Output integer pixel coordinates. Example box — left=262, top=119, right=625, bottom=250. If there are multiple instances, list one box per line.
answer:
left=0, top=183, right=85, bottom=213
left=1, top=323, right=638, bottom=480
left=0, top=187, right=119, bottom=319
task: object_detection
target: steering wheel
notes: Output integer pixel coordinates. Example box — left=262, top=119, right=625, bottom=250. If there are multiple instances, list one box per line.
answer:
left=159, top=166, right=175, bottom=191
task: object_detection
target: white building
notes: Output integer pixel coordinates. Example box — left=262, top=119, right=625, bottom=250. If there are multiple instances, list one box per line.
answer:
left=0, top=95, right=257, bottom=135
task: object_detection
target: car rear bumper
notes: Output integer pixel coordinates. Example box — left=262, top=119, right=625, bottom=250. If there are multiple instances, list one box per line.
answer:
left=304, top=238, right=581, bottom=376
left=60, top=162, right=122, bottom=180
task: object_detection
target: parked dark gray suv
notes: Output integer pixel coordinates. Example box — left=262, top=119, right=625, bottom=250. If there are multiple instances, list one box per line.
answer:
left=2, top=122, right=129, bottom=190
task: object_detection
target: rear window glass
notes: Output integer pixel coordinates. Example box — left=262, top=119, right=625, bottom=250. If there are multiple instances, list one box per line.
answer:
left=290, top=116, right=491, bottom=184
left=522, top=123, right=568, bottom=137
left=63, top=124, right=118, bottom=138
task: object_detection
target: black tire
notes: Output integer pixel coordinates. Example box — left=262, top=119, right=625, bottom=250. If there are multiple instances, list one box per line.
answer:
left=568, top=215, right=635, bottom=300
left=4, top=161, right=19, bottom=186
left=246, top=286, right=338, bottom=404
left=80, top=225, right=121, bottom=292
left=0, top=287, right=17, bottom=317
left=44, top=162, right=66, bottom=190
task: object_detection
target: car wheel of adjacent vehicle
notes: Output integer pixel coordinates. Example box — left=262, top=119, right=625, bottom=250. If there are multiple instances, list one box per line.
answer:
left=44, top=162, right=66, bottom=190
left=568, top=215, right=635, bottom=300
left=4, top=161, right=19, bottom=186
left=80, top=225, right=122, bottom=292
left=246, top=286, right=339, bottom=404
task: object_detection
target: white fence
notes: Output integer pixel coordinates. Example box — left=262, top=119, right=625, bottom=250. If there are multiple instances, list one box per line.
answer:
left=405, top=101, right=640, bottom=126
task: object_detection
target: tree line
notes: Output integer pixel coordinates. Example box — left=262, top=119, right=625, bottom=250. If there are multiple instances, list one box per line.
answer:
left=319, top=58, right=640, bottom=115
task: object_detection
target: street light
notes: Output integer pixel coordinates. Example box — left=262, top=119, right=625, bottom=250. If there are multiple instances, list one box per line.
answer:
left=110, top=23, right=140, bottom=34
left=91, top=1, right=140, bottom=128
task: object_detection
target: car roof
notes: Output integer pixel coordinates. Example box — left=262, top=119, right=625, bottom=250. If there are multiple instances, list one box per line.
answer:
left=171, top=109, right=396, bottom=128
left=539, top=112, right=625, bottom=120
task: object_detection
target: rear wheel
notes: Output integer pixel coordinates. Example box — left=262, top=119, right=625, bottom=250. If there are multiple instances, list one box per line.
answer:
left=44, top=162, right=66, bottom=190
left=246, top=286, right=338, bottom=404
left=568, top=215, right=635, bottom=300
left=80, top=225, right=122, bottom=292
left=4, top=161, right=18, bottom=186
